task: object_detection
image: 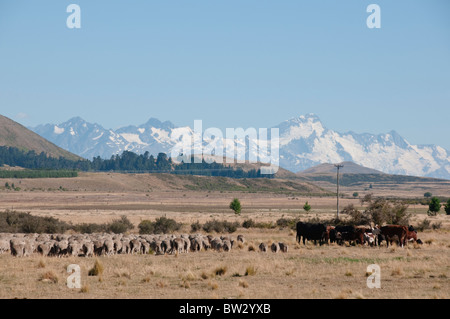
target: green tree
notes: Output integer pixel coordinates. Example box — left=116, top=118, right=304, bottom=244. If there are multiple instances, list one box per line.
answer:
left=443, top=199, right=450, bottom=216
left=424, top=192, right=432, bottom=198
left=229, top=198, right=242, bottom=215
left=303, top=201, right=311, bottom=212
left=427, top=197, right=441, bottom=216
left=353, top=192, right=359, bottom=198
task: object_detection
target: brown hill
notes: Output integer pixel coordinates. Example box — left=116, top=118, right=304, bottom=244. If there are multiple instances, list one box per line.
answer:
left=0, top=171, right=329, bottom=195
left=0, top=114, right=81, bottom=161
left=298, top=161, right=385, bottom=175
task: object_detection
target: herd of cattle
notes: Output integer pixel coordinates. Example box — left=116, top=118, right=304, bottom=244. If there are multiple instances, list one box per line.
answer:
left=0, top=222, right=421, bottom=258
left=296, top=222, right=422, bottom=247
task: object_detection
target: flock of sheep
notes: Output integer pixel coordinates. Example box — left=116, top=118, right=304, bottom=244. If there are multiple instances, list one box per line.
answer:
left=0, top=233, right=289, bottom=257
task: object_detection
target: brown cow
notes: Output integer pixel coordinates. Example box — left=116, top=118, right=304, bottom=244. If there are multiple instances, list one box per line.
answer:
left=340, top=228, right=365, bottom=245
left=406, top=226, right=420, bottom=245
left=380, top=225, right=407, bottom=247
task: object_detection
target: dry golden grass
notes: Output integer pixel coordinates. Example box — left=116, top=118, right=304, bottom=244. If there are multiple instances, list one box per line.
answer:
left=0, top=176, right=449, bottom=299
left=0, top=228, right=448, bottom=299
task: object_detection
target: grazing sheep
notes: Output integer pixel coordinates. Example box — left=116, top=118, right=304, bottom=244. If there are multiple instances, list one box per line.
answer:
left=279, top=242, right=288, bottom=253
left=183, top=237, right=191, bottom=253
left=161, top=238, right=172, bottom=255
left=37, top=242, right=52, bottom=256
left=130, top=239, right=142, bottom=255
left=270, top=242, right=279, bottom=253
left=151, top=240, right=163, bottom=255
left=0, top=240, right=10, bottom=254
left=222, top=240, right=232, bottom=252
left=172, top=237, right=185, bottom=254
left=140, top=241, right=151, bottom=255
left=259, top=242, right=267, bottom=252
left=103, top=239, right=115, bottom=256
left=211, top=238, right=223, bottom=251
left=190, top=237, right=201, bottom=252
left=82, top=241, right=94, bottom=257
left=10, top=239, right=25, bottom=257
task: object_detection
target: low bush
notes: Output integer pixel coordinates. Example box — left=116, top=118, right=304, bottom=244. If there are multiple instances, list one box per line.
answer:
left=0, top=210, right=71, bottom=234
left=107, top=216, right=134, bottom=234
left=242, top=219, right=255, bottom=229
left=73, top=223, right=106, bottom=234
left=202, top=220, right=239, bottom=233
left=190, top=220, right=202, bottom=232
left=138, top=217, right=181, bottom=234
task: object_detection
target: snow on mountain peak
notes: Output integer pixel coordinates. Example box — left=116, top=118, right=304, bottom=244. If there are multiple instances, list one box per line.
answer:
left=31, top=114, right=450, bottom=179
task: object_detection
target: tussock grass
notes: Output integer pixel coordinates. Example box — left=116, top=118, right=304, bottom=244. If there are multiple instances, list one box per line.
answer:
left=201, top=271, right=210, bottom=280
left=88, top=259, right=104, bottom=277
left=391, top=267, right=403, bottom=277
left=238, top=280, right=249, bottom=288
left=39, top=271, right=58, bottom=284
left=208, top=280, right=219, bottom=290
left=0, top=223, right=448, bottom=299
left=80, top=284, right=90, bottom=293
left=181, top=271, right=196, bottom=282
left=245, top=266, right=256, bottom=276
left=214, top=266, right=227, bottom=277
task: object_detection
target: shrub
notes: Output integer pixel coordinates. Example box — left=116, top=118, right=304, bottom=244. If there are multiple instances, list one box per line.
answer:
left=0, top=210, right=71, bottom=234
left=303, top=201, right=311, bottom=212
left=73, top=223, right=106, bottom=234
left=276, top=218, right=298, bottom=229
left=138, top=220, right=155, bottom=234
left=229, top=198, right=241, bottom=215
left=427, top=197, right=441, bottom=216
left=242, top=219, right=255, bottom=229
left=190, top=220, right=202, bottom=232
left=107, top=216, right=134, bottom=234
left=153, top=217, right=181, bottom=234
left=223, top=221, right=239, bottom=233
left=416, top=219, right=431, bottom=232
left=139, top=217, right=181, bottom=234
left=202, top=219, right=239, bottom=233
left=364, top=198, right=411, bottom=225
left=432, top=221, right=442, bottom=230
left=444, top=199, right=450, bottom=215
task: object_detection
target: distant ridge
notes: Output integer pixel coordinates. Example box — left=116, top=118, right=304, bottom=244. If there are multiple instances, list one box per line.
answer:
left=298, top=161, right=385, bottom=175
left=31, top=114, right=450, bottom=179
left=0, top=115, right=81, bottom=161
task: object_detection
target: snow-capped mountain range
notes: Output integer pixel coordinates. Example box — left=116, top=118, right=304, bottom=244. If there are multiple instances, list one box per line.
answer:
left=31, top=114, right=450, bottom=179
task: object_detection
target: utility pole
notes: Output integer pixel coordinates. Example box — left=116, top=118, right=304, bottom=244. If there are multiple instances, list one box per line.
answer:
left=335, top=164, right=344, bottom=220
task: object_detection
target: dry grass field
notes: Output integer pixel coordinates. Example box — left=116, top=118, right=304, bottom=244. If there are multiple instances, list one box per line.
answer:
left=0, top=229, right=448, bottom=299
left=0, top=172, right=449, bottom=299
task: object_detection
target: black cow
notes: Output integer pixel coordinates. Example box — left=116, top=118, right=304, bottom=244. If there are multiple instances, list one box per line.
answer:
left=296, top=222, right=327, bottom=246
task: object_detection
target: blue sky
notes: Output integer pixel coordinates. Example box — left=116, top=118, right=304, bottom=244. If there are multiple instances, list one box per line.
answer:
left=1, top=0, right=449, bottom=149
